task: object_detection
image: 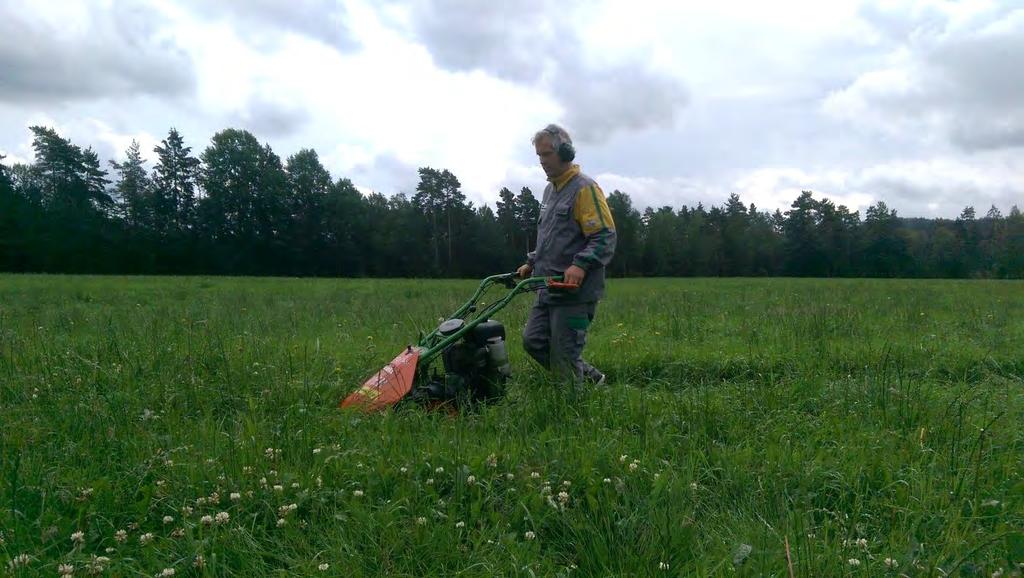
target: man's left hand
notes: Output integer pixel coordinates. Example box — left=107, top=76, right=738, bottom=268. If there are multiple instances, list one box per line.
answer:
left=563, top=264, right=586, bottom=286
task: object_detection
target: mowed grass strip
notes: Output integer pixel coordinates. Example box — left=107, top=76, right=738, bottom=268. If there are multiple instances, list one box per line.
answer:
left=1, top=275, right=1022, bottom=577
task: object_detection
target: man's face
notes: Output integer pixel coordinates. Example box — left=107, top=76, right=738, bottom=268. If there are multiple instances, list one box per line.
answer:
left=535, top=136, right=568, bottom=179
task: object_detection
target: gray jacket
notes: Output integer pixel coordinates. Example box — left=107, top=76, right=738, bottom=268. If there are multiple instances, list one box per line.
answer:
left=528, top=166, right=616, bottom=304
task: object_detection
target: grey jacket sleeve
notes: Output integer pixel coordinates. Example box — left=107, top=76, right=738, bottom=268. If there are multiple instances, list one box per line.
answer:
left=572, top=227, right=616, bottom=271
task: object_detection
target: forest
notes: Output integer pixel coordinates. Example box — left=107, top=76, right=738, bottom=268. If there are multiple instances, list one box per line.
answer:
left=2, top=126, right=1021, bottom=278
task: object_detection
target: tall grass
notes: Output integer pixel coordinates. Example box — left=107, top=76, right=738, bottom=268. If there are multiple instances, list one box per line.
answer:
left=1, top=275, right=1022, bottom=576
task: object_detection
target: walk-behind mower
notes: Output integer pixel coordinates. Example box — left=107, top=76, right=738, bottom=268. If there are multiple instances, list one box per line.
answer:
left=339, top=272, right=577, bottom=412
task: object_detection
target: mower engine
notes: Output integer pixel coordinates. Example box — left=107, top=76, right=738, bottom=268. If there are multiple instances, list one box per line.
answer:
left=411, top=317, right=511, bottom=406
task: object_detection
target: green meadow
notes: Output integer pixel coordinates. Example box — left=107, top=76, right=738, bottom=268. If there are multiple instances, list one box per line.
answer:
left=1, top=275, right=1022, bottom=577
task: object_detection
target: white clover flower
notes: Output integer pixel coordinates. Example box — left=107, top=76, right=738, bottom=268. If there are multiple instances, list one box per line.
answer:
left=8, top=553, right=31, bottom=569
left=506, top=473, right=514, bottom=480
left=230, top=492, right=241, bottom=501
left=58, top=563, right=74, bottom=575
left=200, top=515, right=214, bottom=526
left=486, top=453, right=498, bottom=468
left=71, top=530, right=85, bottom=544
left=466, top=475, right=476, bottom=485
left=855, top=538, right=868, bottom=548
left=182, top=506, right=194, bottom=516
left=312, top=448, right=322, bottom=455
left=530, top=472, right=540, bottom=479
left=163, top=516, right=175, bottom=524
left=416, top=517, right=427, bottom=525
left=435, top=466, right=444, bottom=474
left=170, top=528, right=185, bottom=539
left=619, top=454, right=628, bottom=463
left=561, top=480, right=571, bottom=487
left=273, top=485, right=284, bottom=492
left=265, top=448, right=275, bottom=459
left=114, top=529, right=128, bottom=543
left=426, top=478, right=434, bottom=485
left=603, top=478, right=612, bottom=484
left=558, top=491, right=570, bottom=504
left=193, top=555, right=206, bottom=569
left=455, top=521, right=465, bottom=529
left=629, top=462, right=639, bottom=472
left=659, top=562, right=670, bottom=570
left=277, top=518, right=287, bottom=527
left=884, top=558, right=898, bottom=568
left=353, top=490, right=364, bottom=498
left=140, top=532, right=155, bottom=544
left=318, top=563, right=330, bottom=571
left=215, top=511, right=230, bottom=525
left=848, top=558, right=861, bottom=567
left=157, top=568, right=175, bottom=577
left=89, top=555, right=111, bottom=573
left=524, top=531, right=536, bottom=540
left=399, top=467, right=408, bottom=474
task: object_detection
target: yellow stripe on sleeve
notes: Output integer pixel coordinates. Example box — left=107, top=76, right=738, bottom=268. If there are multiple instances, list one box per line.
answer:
left=574, top=184, right=616, bottom=235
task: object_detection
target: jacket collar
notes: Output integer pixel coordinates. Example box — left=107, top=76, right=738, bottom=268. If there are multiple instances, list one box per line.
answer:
left=549, top=164, right=580, bottom=192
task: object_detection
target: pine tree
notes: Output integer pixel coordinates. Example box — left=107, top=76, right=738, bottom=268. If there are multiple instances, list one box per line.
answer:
left=109, top=140, right=151, bottom=228
left=152, top=128, right=201, bottom=235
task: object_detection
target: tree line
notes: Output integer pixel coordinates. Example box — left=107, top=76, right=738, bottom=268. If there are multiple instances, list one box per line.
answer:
left=1, top=126, right=1022, bottom=278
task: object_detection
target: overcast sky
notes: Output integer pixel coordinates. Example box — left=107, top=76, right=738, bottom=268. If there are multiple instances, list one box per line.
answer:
left=2, top=0, right=1022, bottom=217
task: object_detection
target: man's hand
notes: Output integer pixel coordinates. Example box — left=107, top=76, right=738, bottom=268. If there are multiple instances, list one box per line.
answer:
left=563, top=264, right=586, bottom=286
left=516, top=263, right=533, bottom=279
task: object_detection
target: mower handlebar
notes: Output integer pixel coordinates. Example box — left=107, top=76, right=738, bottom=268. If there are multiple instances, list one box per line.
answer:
left=493, top=271, right=580, bottom=291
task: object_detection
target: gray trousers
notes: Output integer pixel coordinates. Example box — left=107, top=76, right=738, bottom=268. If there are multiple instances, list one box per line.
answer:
left=522, top=299, right=599, bottom=381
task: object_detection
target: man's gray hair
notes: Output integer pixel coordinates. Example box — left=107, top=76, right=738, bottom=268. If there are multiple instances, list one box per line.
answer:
left=532, top=123, right=572, bottom=150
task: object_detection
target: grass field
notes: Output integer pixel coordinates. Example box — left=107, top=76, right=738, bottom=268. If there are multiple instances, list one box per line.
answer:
left=1, top=275, right=1022, bottom=577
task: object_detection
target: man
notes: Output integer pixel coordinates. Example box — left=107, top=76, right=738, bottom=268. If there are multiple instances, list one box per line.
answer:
left=516, top=124, right=616, bottom=385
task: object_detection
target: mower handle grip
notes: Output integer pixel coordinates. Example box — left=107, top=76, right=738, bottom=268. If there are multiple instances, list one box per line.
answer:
left=503, top=271, right=579, bottom=291
left=545, top=279, right=580, bottom=291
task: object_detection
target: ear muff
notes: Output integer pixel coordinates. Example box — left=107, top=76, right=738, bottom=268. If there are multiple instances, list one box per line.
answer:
left=545, top=125, right=576, bottom=163
left=557, top=141, right=576, bottom=163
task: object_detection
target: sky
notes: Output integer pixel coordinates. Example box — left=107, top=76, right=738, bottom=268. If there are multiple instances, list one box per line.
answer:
left=1, top=0, right=1022, bottom=218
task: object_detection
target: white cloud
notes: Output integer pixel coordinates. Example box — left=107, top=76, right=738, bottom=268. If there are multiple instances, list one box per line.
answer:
left=1, top=0, right=1023, bottom=218
left=824, top=2, right=1024, bottom=151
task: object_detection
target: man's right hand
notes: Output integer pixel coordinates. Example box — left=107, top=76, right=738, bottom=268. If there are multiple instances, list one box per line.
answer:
left=516, top=263, right=533, bottom=279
